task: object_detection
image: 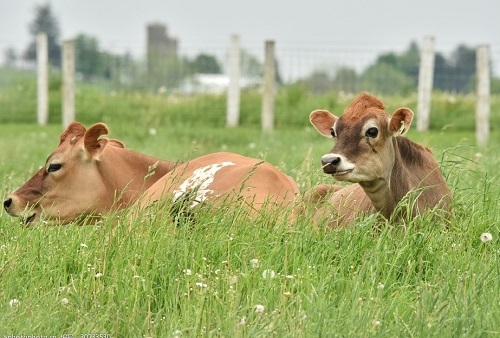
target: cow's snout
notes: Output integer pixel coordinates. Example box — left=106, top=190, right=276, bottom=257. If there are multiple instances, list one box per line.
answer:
left=321, top=154, right=341, bottom=173
left=3, top=197, right=13, bottom=212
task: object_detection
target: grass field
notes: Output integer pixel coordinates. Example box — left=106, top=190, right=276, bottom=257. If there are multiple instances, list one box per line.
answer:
left=0, top=80, right=499, bottom=337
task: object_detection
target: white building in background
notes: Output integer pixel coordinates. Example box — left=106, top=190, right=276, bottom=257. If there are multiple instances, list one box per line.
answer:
left=179, top=73, right=261, bottom=95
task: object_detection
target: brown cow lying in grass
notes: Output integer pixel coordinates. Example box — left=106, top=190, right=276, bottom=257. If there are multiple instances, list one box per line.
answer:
left=4, top=122, right=300, bottom=225
left=306, top=93, right=452, bottom=228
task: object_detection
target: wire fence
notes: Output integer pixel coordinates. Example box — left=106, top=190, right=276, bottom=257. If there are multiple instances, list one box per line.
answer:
left=2, top=37, right=500, bottom=96
left=0, top=37, right=499, bottom=142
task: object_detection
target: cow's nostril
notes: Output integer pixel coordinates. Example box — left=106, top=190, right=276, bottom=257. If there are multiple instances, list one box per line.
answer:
left=330, top=157, right=341, bottom=166
left=3, top=198, right=12, bottom=210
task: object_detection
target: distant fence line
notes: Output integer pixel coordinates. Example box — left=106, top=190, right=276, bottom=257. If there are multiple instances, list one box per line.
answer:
left=1, top=34, right=495, bottom=144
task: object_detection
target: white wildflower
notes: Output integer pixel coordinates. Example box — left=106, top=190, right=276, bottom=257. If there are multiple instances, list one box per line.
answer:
left=480, top=232, right=493, bottom=243
left=195, top=282, right=208, bottom=288
left=377, top=283, right=385, bottom=289
left=95, top=272, right=103, bottom=278
left=262, top=269, right=276, bottom=279
left=254, top=304, right=265, bottom=313
left=80, top=243, right=88, bottom=248
left=250, top=258, right=259, bottom=268
left=9, top=299, right=20, bottom=307
left=183, top=269, right=192, bottom=276
left=229, top=275, right=238, bottom=285
left=149, top=128, right=157, bottom=136
left=61, top=297, right=69, bottom=305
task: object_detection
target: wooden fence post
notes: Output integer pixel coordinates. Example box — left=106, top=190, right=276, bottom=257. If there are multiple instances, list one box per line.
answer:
left=62, top=40, right=76, bottom=128
left=416, top=36, right=435, bottom=132
left=261, top=40, right=275, bottom=132
left=37, top=32, right=48, bottom=125
left=476, top=44, right=490, bottom=146
left=226, top=35, right=240, bottom=127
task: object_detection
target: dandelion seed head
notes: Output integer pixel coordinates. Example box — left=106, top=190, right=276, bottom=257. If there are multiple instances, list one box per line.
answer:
left=480, top=232, right=493, bottom=243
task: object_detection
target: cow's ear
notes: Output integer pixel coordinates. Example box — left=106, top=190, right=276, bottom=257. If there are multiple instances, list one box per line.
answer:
left=60, top=122, right=86, bottom=145
left=84, top=123, right=110, bottom=157
left=108, top=139, right=125, bottom=148
left=310, top=110, right=338, bottom=137
left=389, top=108, right=413, bottom=135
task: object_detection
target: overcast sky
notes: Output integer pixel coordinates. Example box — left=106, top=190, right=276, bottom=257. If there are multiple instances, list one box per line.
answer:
left=1, top=0, right=499, bottom=75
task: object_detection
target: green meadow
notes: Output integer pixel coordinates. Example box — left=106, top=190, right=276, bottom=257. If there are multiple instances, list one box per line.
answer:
left=0, top=73, right=499, bottom=337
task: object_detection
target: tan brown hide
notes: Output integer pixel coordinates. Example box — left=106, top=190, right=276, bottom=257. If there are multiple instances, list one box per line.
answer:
left=307, top=92, right=452, bottom=228
left=4, top=122, right=176, bottom=225
left=137, top=152, right=301, bottom=220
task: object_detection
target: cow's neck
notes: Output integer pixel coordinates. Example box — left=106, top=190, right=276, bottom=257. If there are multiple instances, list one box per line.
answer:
left=358, top=137, right=411, bottom=219
left=99, top=148, right=177, bottom=207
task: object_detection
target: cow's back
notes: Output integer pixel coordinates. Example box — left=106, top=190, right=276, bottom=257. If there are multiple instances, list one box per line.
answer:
left=138, top=152, right=300, bottom=218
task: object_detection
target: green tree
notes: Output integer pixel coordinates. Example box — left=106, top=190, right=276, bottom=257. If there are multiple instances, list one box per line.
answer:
left=75, top=34, right=107, bottom=80
left=241, top=50, right=262, bottom=77
left=360, top=63, right=414, bottom=95
left=24, top=3, right=61, bottom=67
left=434, top=44, right=476, bottom=93
left=333, top=67, right=358, bottom=93
left=190, top=54, right=222, bottom=74
left=3, top=47, right=17, bottom=67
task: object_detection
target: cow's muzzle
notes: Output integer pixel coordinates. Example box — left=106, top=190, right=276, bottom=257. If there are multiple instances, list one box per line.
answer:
left=320, top=154, right=353, bottom=177
left=4, top=196, right=37, bottom=224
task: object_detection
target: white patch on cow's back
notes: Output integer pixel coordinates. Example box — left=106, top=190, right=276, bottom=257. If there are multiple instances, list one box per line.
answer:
left=173, top=161, right=235, bottom=207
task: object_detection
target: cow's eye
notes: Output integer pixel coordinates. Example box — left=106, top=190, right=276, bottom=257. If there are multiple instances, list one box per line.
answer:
left=365, top=127, right=378, bottom=138
left=47, top=163, right=62, bottom=173
left=330, top=128, right=336, bottom=138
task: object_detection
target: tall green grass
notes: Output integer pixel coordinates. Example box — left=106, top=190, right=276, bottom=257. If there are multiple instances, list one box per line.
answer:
left=0, top=72, right=499, bottom=336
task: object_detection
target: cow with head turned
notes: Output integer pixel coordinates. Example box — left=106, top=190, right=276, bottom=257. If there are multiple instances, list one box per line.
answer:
left=306, top=92, right=452, bottom=228
left=4, top=122, right=300, bottom=226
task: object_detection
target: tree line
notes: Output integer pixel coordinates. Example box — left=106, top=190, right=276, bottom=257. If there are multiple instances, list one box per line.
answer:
left=3, top=3, right=498, bottom=94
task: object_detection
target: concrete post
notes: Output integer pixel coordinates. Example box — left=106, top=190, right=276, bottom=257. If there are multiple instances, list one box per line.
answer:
left=261, top=40, right=276, bottom=132
left=37, top=32, right=49, bottom=125
left=226, top=35, right=241, bottom=127
left=475, top=45, right=490, bottom=146
left=62, top=40, right=76, bottom=128
left=416, top=36, right=435, bottom=132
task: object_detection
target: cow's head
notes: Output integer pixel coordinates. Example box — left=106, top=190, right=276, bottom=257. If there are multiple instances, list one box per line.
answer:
left=3, top=122, right=125, bottom=225
left=310, top=93, right=413, bottom=183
